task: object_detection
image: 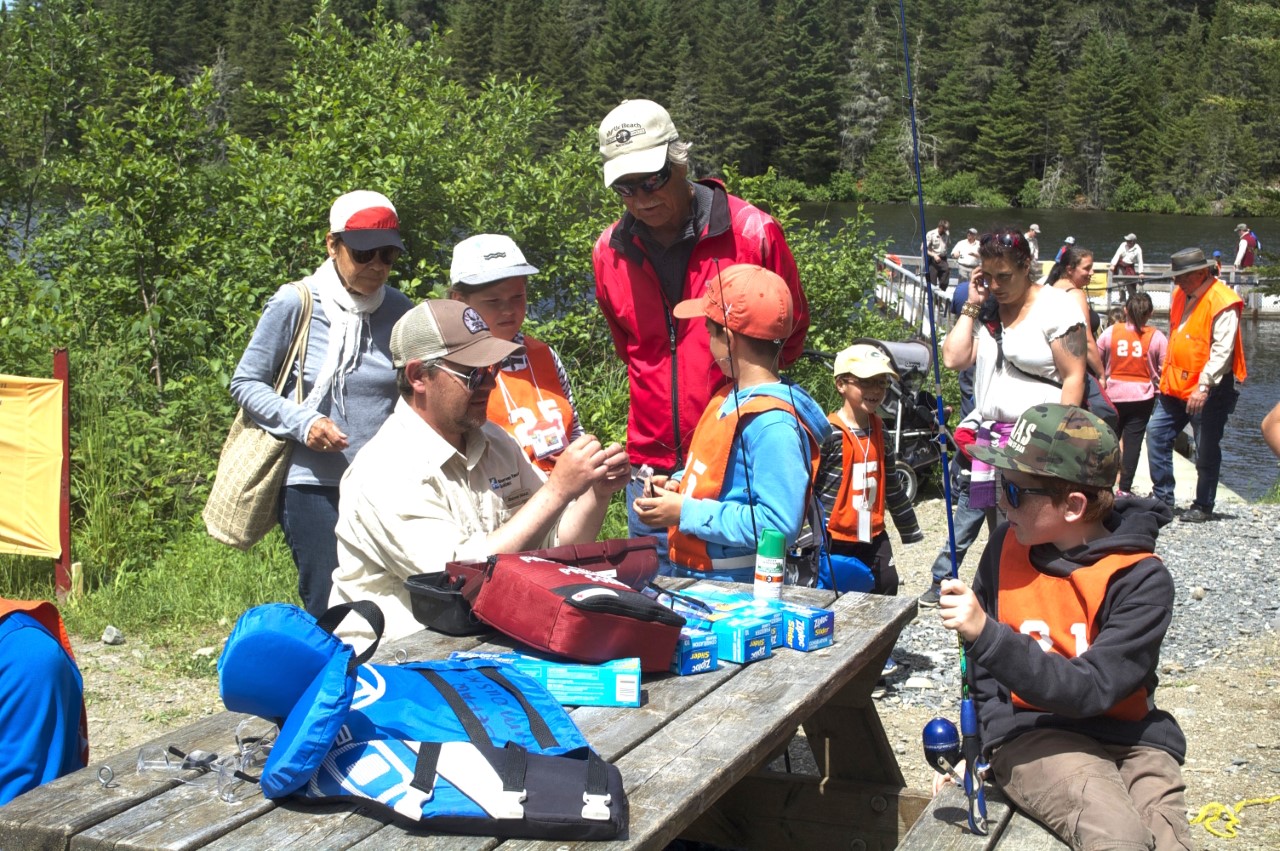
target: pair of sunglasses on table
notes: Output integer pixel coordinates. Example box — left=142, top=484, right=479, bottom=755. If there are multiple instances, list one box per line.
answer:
left=135, top=717, right=277, bottom=804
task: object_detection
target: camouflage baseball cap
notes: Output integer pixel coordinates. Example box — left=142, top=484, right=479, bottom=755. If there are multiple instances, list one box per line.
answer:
left=968, top=404, right=1119, bottom=488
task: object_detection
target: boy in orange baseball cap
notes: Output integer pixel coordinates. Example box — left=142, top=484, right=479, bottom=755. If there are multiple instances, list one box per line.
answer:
left=633, top=264, right=831, bottom=581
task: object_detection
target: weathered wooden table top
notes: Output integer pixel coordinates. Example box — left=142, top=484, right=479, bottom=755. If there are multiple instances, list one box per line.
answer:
left=0, top=584, right=916, bottom=851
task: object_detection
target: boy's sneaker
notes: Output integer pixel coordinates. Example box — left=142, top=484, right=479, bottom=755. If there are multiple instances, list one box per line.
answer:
left=882, top=656, right=900, bottom=678
left=918, top=582, right=942, bottom=608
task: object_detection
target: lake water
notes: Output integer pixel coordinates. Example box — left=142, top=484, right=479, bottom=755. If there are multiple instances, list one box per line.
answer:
left=799, top=202, right=1280, bottom=501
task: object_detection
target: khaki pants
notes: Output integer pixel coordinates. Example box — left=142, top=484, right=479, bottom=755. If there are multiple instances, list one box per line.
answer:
left=991, top=729, right=1194, bottom=851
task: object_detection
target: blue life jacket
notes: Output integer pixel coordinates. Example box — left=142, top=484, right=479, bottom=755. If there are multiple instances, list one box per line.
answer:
left=218, top=602, right=626, bottom=839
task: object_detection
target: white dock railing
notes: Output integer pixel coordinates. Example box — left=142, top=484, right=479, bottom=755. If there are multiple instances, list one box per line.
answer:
left=879, top=255, right=1280, bottom=326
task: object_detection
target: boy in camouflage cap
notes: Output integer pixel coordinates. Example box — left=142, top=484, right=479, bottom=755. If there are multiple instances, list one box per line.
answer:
left=937, top=404, right=1192, bottom=850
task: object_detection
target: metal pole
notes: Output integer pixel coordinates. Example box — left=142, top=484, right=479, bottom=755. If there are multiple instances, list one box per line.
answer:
left=53, top=348, right=71, bottom=602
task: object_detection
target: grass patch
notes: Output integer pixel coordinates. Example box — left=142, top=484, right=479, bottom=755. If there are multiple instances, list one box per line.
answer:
left=1, top=527, right=299, bottom=679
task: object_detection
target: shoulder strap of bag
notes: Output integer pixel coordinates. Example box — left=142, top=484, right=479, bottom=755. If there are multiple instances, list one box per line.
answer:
left=314, top=600, right=384, bottom=671
left=272, top=282, right=314, bottom=400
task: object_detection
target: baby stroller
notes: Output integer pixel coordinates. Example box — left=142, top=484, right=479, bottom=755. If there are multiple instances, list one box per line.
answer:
left=868, top=337, right=947, bottom=502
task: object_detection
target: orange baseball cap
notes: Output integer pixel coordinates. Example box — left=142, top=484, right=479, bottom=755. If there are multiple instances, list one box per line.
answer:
left=672, top=264, right=793, bottom=342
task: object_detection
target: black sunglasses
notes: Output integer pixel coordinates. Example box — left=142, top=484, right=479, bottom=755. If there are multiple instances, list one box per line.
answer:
left=437, top=362, right=499, bottom=392
left=611, top=163, right=673, bottom=198
left=339, top=238, right=402, bottom=266
left=1001, top=476, right=1052, bottom=509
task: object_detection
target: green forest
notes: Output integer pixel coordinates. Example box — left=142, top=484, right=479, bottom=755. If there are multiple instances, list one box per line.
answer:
left=0, top=0, right=1275, bottom=634
left=7, top=0, right=1280, bottom=215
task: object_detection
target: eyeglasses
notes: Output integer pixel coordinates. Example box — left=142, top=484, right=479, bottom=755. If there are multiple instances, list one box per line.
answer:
left=339, top=238, right=402, bottom=266
left=847, top=375, right=892, bottom=390
left=1000, top=477, right=1052, bottom=509
left=437, top=362, right=500, bottom=391
left=611, top=163, right=673, bottom=197
left=136, top=721, right=277, bottom=804
left=645, top=582, right=715, bottom=627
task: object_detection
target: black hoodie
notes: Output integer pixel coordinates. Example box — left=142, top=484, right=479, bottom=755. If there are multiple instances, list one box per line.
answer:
left=967, top=497, right=1186, bottom=762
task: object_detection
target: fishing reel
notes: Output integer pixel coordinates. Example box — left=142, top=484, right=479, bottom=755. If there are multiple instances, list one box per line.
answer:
left=922, top=707, right=989, bottom=835
left=922, top=716, right=962, bottom=781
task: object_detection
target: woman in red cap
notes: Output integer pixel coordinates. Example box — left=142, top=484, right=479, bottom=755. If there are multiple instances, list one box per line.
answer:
left=230, top=190, right=412, bottom=615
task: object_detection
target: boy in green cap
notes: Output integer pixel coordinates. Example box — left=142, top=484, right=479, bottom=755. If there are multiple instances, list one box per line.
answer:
left=938, top=403, right=1192, bottom=850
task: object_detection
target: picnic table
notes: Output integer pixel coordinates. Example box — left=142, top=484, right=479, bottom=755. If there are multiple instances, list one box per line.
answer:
left=0, top=581, right=925, bottom=850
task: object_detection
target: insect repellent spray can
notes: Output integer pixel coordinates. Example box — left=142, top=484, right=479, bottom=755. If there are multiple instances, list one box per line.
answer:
left=754, top=529, right=786, bottom=600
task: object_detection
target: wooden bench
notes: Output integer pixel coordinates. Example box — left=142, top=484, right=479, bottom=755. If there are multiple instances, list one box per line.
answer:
left=897, top=783, right=1067, bottom=850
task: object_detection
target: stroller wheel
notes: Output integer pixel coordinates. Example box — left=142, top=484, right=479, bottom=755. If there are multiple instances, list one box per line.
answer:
left=894, top=460, right=918, bottom=503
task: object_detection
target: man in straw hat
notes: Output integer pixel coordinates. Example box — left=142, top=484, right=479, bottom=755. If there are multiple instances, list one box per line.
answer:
left=593, top=98, right=809, bottom=573
left=329, top=300, right=629, bottom=641
left=1145, top=248, right=1246, bottom=523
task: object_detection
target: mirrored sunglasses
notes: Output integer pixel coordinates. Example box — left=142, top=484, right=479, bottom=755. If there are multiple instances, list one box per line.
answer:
left=438, top=362, right=500, bottom=392
left=1000, top=475, right=1052, bottom=509
left=611, top=163, right=673, bottom=198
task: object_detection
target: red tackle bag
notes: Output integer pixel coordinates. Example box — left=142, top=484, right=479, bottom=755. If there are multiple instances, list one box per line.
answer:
left=445, top=553, right=684, bottom=673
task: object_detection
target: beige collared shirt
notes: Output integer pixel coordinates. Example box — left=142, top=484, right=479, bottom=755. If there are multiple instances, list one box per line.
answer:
left=330, top=398, right=559, bottom=642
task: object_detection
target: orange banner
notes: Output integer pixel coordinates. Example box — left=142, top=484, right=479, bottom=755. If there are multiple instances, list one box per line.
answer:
left=0, top=375, right=64, bottom=558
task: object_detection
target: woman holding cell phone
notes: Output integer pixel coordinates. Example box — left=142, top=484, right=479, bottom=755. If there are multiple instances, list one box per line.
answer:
left=940, top=227, right=1087, bottom=511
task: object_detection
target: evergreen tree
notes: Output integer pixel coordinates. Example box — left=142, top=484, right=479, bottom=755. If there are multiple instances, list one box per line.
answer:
left=495, top=0, right=544, bottom=79
left=443, top=0, right=500, bottom=89
left=972, top=64, right=1036, bottom=200
left=1022, top=25, right=1064, bottom=182
left=769, top=0, right=842, bottom=184
left=839, top=2, right=895, bottom=173
left=585, top=0, right=667, bottom=123
left=536, top=0, right=603, bottom=137
left=1060, top=30, right=1141, bottom=207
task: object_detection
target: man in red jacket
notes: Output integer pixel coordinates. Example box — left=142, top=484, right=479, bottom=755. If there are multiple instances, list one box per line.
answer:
left=593, top=99, right=808, bottom=572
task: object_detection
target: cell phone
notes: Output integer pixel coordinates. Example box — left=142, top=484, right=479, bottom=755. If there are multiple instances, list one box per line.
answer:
left=632, top=463, right=655, bottom=497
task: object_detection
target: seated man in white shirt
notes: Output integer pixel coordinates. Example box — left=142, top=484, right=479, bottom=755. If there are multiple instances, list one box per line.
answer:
left=329, top=299, right=630, bottom=641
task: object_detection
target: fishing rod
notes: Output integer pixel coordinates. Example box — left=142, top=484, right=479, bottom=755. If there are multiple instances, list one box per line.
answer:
left=892, top=0, right=987, bottom=835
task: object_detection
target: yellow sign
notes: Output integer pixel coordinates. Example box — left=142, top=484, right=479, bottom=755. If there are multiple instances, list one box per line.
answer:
left=0, top=375, right=64, bottom=558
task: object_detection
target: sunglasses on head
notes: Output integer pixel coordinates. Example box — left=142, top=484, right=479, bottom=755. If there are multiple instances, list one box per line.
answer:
left=611, top=163, right=673, bottom=198
left=1000, top=475, right=1052, bottom=509
left=339, top=238, right=402, bottom=266
left=437, top=361, right=500, bottom=392
left=980, top=232, right=1022, bottom=249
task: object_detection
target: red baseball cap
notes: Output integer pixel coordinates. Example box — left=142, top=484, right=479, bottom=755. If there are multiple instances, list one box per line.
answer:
left=329, top=190, right=405, bottom=251
left=673, top=264, right=793, bottom=342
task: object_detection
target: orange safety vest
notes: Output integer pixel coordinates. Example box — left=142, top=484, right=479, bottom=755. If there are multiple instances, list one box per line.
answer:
left=1160, top=279, right=1246, bottom=400
left=997, top=535, right=1154, bottom=722
left=0, top=599, right=89, bottom=764
left=667, top=387, right=819, bottom=572
left=486, top=337, right=575, bottom=473
left=1107, top=324, right=1158, bottom=385
left=824, top=412, right=887, bottom=543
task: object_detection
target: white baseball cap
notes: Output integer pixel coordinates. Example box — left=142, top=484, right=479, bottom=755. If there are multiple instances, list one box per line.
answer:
left=449, top=234, right=540, bottom=287
left=598, top=99, right=679, bottom=188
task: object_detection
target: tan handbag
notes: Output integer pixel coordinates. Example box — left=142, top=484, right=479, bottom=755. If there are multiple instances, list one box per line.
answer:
left=203, top=283, right=313, bottom=549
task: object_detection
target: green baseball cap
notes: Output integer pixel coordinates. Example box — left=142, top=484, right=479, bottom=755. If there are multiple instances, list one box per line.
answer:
left=968, top=404, right=1119, bottom=488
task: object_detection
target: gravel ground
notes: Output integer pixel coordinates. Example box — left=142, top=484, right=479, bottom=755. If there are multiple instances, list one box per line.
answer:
left=73, top=496, right=1280, bottom=848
